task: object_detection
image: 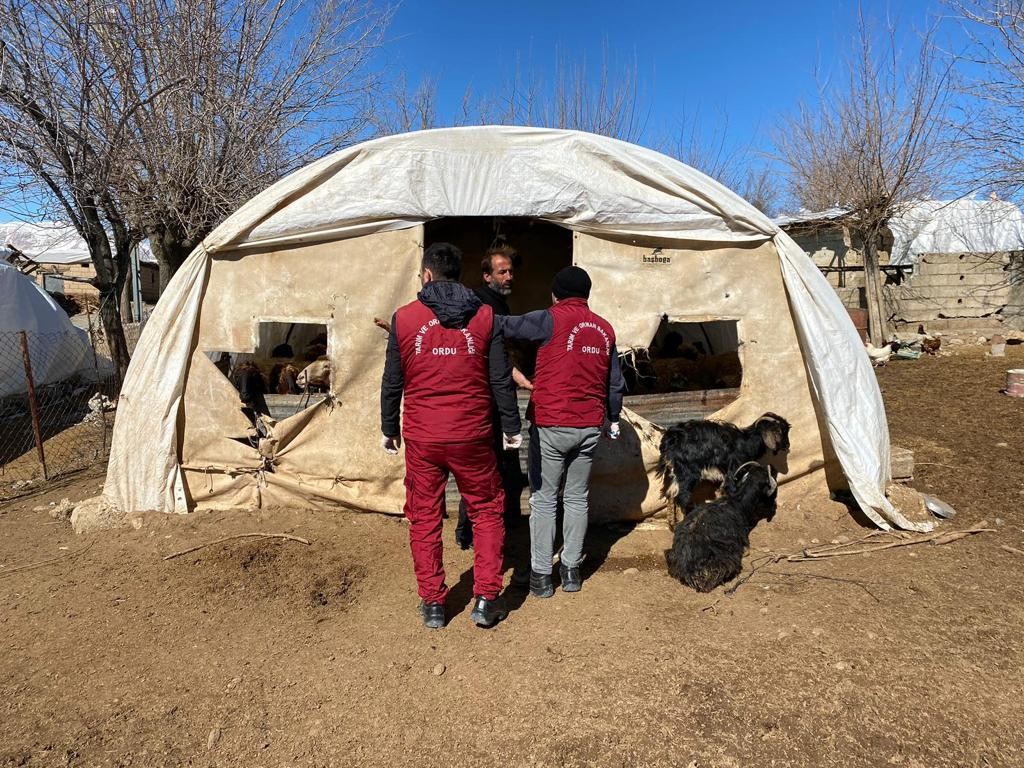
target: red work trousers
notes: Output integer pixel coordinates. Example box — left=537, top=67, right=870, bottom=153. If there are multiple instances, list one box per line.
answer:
left=403, top=437, right=505, bottom=604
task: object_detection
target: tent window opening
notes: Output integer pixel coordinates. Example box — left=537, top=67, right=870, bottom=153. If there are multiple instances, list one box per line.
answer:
left=622, top=317, right=742, bottom=427
left=206, top=321, right=330, bottom=422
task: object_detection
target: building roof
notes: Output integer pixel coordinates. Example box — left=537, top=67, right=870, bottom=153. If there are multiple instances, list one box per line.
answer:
left=773, top=198, right=1024, bottom=264
left=0, top=221, right=156, bottom=265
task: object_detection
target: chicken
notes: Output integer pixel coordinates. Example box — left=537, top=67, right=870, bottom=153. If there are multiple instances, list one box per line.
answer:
left=916, top=324, right=941, bottom=355
left=865, top=341, right=894, bottom=366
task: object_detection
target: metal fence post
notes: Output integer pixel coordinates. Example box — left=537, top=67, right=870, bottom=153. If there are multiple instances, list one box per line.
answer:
left=18, top=330, right=48, bottom=480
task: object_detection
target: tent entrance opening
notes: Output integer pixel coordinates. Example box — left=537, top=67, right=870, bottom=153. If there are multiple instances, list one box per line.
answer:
left=423, top=217, right=573, bottom=314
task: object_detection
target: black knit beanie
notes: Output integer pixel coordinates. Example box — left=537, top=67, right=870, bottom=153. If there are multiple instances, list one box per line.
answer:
left=552, top=266, right=592, bottom=300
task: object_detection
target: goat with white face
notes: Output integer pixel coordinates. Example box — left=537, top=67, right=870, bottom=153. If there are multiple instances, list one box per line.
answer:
left=296, top=359, right=330, bottom=392
left=656, top=412, right=789, bottom=526
left=665, top=462, right=778, bottom=592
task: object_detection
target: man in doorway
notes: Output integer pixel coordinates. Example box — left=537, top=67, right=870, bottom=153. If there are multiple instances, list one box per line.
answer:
left=380, top=242, right=522, bottom=629
left=455, top=242, right=532, bottom=550
left=498, top=266, right=625, bottom=597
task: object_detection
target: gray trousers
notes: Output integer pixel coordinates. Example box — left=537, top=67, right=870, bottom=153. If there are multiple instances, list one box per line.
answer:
left=528, top=424, right=601, bottom=574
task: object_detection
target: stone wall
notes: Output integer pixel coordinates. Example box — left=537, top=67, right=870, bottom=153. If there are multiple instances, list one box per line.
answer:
left=885, top=252, right=1023, bottom=328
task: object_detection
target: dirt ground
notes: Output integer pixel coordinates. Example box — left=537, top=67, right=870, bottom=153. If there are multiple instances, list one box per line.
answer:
left=1, top=344, right=1023, bottom=767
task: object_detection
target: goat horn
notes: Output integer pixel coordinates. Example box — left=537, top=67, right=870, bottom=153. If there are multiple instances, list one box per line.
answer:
left=733, top=461, right=760, bottom=478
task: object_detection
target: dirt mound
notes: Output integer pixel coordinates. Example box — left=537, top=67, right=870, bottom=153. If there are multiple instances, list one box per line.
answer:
left=173, top=538, right=364, bottom=617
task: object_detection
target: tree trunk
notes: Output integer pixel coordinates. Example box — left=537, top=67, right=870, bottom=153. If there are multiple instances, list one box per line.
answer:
left=99, top=284, right=132, bottom=383
left=863, top=236, right=888, bottom=346
left=148, top=220, right=200, bottom=295
left=120, top=276, right=133, bottom=326
left=84, top=212, right=132, bottom=383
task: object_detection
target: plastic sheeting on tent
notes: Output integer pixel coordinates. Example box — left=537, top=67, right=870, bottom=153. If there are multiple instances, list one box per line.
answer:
left=773, top=198, right=1024, bottom=267
left=0, top=261, right=93, bottom=397
left=104, top=126, right=925, bottom=531
left=0, top=221, right=157, bottom=265
left=888, top=198, right=1024, bottom=266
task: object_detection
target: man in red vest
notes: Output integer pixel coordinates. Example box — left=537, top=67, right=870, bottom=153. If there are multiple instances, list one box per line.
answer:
left=380, top=242, right=523, bottom=629
left=499, top=266, right=625, bottom=597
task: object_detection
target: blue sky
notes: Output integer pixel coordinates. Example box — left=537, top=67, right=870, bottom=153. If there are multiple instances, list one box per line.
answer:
left=1, top=1, right=974, bottom=220
left=375, top=1, right=961, bottom=155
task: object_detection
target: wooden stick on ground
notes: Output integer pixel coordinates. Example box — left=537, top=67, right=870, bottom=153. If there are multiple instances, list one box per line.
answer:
left=162, top=532, right=312, bottom=560
left=1001, top=545, right=1024, bottom=557
left=787, top=522, right=993, bottom=562
left=0, top=540, right=96, bottom=577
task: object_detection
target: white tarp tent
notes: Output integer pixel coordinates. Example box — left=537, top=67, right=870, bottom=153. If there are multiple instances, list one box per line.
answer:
left=103, top=126, right=923, bottom=531
left=888, top=198, right=1024, bottom=266
left=0, top=261, right=93, bottom=397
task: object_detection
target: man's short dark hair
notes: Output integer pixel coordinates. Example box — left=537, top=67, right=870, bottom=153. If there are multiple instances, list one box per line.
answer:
left=422, top=242, right=463, bottom=281
left=481, top=243, right=519, bottom=275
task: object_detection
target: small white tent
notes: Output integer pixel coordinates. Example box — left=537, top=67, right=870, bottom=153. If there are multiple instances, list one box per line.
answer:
left=0, top=261, right=93, bottom=397
left=102, top=127, right=924, bottom=531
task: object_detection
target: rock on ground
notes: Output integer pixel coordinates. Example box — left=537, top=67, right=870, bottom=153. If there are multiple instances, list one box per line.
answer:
left=70, top=496, right=127, bottom=534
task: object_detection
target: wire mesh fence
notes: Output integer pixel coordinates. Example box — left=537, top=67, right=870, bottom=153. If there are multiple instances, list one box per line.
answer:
left=0, top=310, right=149, bottom=500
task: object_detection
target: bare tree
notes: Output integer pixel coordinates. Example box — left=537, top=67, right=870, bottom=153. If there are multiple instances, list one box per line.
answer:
left=0, top=0, right=147, bottom=379
left=105, top=0, right=389, bottom=291
left=373, top=73, right=442, bottom=135
left=469, top=48, right=647, bottom=143
left=774, top=12, right=956, bottom=344
left=954, top=2, right=1024, bottom=202
left=664, top=109, right=779, bottom=214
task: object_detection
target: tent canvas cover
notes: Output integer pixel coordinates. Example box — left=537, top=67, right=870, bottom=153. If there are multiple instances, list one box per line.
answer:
left=0, top=261, right=93, bottom=397
left=103, top=126, right=924, bottom=531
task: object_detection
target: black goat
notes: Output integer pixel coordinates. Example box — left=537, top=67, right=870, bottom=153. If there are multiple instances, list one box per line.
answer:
left=656, top=412, right=789, bottom=525
left=232, top=362, right=269, bottom=420
left=665, top=462, right=777, bottom=592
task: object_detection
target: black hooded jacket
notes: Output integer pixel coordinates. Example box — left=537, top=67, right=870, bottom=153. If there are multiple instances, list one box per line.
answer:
left=380, top=280, right=521, bottom=438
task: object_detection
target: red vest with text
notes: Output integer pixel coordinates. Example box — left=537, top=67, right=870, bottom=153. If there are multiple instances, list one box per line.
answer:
left=530, top=298, right=615, bottom=428
left=395, top=299, right=494, bottom=443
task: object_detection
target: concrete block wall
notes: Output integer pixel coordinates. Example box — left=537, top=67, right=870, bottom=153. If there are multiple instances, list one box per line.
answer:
left=885, top=252, right=1020, bottom=325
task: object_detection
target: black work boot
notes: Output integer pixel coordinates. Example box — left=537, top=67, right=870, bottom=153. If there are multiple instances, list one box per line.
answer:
left=419, top=601, right=446, bottom=629
left=469, top=595, right=508, bottom=628
left=559, top=564, right=582, bottom=593
left=529, top=571, right=554, bottom=598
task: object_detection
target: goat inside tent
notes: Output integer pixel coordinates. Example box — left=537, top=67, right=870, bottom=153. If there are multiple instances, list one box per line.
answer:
left=102, top=126, right=922, bottom=531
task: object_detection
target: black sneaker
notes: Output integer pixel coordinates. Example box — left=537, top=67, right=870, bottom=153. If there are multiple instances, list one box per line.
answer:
left=529, top=571, right=554, bottom=598
left=469, top=595, right=508, bottom=628
left=419, top=601, right=445, bottom=629
left=560, top=564, right=582, bottom=593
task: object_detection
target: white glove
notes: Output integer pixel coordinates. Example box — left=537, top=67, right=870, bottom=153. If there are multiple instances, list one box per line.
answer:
left=503, top=432, right=523, bottom=450
left=607, top=422, right=620, bottom=440
left=381, top=434, right=402, bottom=454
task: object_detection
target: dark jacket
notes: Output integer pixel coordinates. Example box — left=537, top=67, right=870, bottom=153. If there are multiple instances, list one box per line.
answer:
left=498, top=304, right=625, bottom=424
left=474, top=284, right=511, bottom=316
left=381, top=281, right=521, bottom=439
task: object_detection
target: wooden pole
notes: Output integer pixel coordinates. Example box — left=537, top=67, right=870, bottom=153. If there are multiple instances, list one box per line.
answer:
left=18, top=331, right=48, bottom=480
